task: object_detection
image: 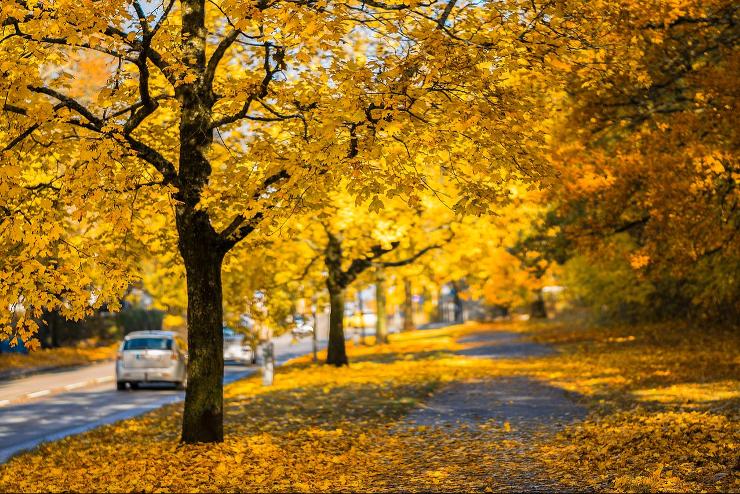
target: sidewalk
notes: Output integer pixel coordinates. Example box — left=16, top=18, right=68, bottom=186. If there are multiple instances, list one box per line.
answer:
left=392, top=330, right=586, bottom=491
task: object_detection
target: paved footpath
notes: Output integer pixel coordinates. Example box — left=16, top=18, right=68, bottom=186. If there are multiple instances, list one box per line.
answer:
left=0, top=334, right=324, bottom=463
left=399, top=329, right=587, bottom=492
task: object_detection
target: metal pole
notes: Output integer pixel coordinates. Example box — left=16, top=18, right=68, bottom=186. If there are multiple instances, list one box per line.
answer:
left=311, top=298, right=318, bottom=363
left=358, top=289, right=365, bottom=345
left=262, top=340, right=274, bottom=386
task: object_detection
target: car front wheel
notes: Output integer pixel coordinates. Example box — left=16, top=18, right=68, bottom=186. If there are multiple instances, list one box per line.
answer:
left=116, top=381, right=126, bottom=391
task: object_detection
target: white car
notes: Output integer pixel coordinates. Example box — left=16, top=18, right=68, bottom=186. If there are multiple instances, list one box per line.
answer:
left=223, top=328, right=255, bottom=364
left=116, top=331, right=187, bottom=390
left=291, top=323, right=314, bottom=338
left=348, top=311, right=378, bottom=329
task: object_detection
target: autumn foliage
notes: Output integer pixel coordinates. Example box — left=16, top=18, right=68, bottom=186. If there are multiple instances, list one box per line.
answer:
left=0, top=322, right=737, bottom=492
left=1, top=0, right=738, bottom=447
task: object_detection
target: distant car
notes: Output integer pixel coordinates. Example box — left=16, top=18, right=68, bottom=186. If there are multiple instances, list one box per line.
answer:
left=116, top=331, right=187, bottom=391
left=291, top=323, right=314, bottom=338
left=348, top=311, right=378, bottom=329
left=223, top=328, right=255, bottom=364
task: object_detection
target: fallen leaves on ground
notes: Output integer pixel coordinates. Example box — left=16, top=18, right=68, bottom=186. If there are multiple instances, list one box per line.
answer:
left=522, top=322, right=740, bottom=492
left=0, top=342, right=118, bottom=375
left=0, top=322, right=737, bottom=492
left=540, top=410, right=739, bottom=492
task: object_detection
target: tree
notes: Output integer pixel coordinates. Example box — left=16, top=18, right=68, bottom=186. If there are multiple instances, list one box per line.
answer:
left=1, top=0, right=578, bottom=442
left=544, top=0, right=739, bottom=320
left=319, top=194, right=449, bottom=365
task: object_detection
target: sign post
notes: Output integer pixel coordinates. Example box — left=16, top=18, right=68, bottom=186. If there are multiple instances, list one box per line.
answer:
left=261, top=340, right=275, bottom=386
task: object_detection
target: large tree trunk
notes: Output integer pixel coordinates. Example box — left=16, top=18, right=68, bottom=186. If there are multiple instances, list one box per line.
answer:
left=326, top=283, right=348, bottom=366
left=375, top=271, right=388, bottom=344
left=530, top=288, right=548, bottom=319
left=176, top=0, right=224, bottom=443
left=178, top=217, right=225, bottom=443
left=402, top=278, right=415, bottom=332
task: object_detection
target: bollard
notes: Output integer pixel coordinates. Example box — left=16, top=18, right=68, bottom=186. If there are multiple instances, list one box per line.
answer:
left=261, top=341, right=275, bottom=386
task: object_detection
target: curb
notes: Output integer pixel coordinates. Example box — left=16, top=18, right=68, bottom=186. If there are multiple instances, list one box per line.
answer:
left=0, top=375, right=115, bottom=408
left=0, top=359, right=114, bottom=382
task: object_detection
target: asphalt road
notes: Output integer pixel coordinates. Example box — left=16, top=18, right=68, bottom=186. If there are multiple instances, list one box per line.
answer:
left=0, top=334, right=325, bottom=463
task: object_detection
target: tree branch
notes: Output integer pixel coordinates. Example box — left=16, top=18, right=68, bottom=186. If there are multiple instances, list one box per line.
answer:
left=28, top=86, right=102, bottom=126
left=210, top=43, right=285, bottom=128
left=2, top=122, right=40, bottom=152
left=437, top=0, right=458, bottom=28
left=203, top=29, right=241, bottom=92
left=342, top=241, right=401, bottom=285
left=123, top=136, right=179, bottom=187
left=150, top=0, right=177, bottom=39
left=217, top=169, right=291, bottom=247
left=375, top=242, right=441, bottom=267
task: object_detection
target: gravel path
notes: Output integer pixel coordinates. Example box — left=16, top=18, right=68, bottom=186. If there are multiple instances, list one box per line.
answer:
left=394, top=329, right=587, bottom=492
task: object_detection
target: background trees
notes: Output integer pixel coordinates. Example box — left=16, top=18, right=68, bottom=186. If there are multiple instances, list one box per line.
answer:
left=541, top=0, right=739, bottom=321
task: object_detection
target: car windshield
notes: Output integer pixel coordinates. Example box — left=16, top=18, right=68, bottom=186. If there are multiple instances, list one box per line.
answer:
left=124, top=338, right=172, bottom=351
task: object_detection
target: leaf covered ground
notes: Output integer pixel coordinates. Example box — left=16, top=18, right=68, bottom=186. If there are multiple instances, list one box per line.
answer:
left=0, top=322, right=737, bottom=492
left=0, top=342, right=117, bottom=375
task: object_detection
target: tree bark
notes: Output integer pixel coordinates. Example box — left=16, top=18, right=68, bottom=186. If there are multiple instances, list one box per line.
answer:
left=530, top=288, right=548, bottom=319
left=178, top=216, right=225, bottom=443
left=324, top=231, right=349, bottom=366
left=175, top=0, right=226, bottom=443
left=326, top=283, right=348, bottom=366
left=357, top=289, right=366, bottom=345
left=402, top=278, right=415, bottom=332
left=38, top=310, right=62, bottom=348
left=322, top=229, right=403, bottom=362
left=375, top=271, right=388, bottom=344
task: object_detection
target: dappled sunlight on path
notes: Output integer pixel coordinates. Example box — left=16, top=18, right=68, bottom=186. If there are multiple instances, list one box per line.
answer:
left=378, top=329, right=586, bottom=492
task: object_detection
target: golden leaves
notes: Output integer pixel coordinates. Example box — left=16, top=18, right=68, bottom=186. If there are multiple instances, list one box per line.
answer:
left=541, top=410, right=739, bottom=492
left=0, top=322, right=738, bottom=492
left=0, top=343, right=118, bottom=374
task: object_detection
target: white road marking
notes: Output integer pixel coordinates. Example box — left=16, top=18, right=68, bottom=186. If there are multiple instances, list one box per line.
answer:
left=26, top=390, right=50, bottom=398
left=63, top=382, right=87, bottom=390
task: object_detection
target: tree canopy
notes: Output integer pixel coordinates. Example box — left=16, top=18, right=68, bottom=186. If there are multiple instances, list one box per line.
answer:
left=1, top=0, right=736, bottom=443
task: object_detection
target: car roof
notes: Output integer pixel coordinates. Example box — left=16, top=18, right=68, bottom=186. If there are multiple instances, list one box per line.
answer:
left=124, top=331, right=176, bottom=339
